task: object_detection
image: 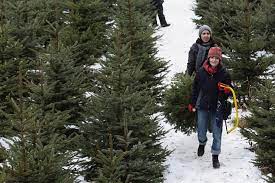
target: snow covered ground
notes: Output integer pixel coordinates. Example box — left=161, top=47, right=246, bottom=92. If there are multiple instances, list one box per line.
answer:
left=0, top=1, right=266, bottom=183
left=161, top=114, right=265, bottom=183
left=157, top=0, right=266, bottom=182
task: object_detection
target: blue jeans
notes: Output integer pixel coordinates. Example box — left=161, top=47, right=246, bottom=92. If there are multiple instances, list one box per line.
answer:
left=197, top=107, right=223, bottom=155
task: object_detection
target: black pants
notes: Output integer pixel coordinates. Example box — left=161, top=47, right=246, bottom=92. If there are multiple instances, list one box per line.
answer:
left=153, top=4, right=168, bottom=26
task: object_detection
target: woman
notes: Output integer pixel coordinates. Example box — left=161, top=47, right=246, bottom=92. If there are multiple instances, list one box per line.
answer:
left=186, top=25, right=218, bottom=76
left=188, top=47, right=231, bottom=168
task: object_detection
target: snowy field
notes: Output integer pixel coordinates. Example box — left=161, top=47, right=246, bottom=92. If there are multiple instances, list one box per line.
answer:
left=160, top=114, right=265, bottom=183
left=157, top=0, right=266, bottom=183
left=0, top=1, right=266, bottom=183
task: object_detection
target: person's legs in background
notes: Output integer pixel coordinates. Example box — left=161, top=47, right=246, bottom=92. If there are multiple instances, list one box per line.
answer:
left=156, top=4, right=170, bottom=27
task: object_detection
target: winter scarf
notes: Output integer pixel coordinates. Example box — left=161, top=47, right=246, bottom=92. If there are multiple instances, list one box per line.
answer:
left=203, top=60, right=218, bottom=75
left=195, top=42, right=212, bottom=71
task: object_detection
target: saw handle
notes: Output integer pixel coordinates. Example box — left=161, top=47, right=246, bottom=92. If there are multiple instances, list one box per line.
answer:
left=217, top=82, right=239, bottom=134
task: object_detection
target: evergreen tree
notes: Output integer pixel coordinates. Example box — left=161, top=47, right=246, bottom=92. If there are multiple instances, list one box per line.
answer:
left=33, top=0, right=90, bottom=138
left=94, top=134, right=127, bottom=183
left=61, top=0, right=113, bottom=114
left=114, top=0, right=169, bottom=100
left=0, top=0, right=41, bottom=137
left=3, top=0, right=47, bottom=59
left=241, top=79, right=275, bottom=183
left=1, top=0, right=94, bottom=178
left=163, top=73, right=196, bottom=134
left=2, top=61, right=75, bottom=183
left=4, top=0, right=91, bottom=136
left=79, top=0, right=170, bottom=179
left=81, top=30, right=170, bottom=182
left=260, top=0, right=275, bottom=53
left=223, top=0, right=273, bottom=102
left=63, top=0, right=111, bottom=65
left=42, top=43, right=87, bottom=138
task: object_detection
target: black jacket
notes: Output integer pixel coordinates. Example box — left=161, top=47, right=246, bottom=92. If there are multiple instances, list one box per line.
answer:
left=151, top=0, right=164, bottom=6
left=186, top=38, right=217, bottom=76
left=191, top=63, right=231, bottom=111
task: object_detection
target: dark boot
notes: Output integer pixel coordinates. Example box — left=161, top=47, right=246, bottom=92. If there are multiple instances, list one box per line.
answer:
left=212, top=155, right=220, bottom=168
left=161, top=23, right=170, bottom=27
left=197, top=145, right=205, bottom=156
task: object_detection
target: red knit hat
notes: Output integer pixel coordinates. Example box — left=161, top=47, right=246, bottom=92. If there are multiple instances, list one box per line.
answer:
left=208, top=47, right=222, bottom=61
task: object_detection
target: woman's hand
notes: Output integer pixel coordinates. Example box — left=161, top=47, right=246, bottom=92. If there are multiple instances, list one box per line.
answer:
left=188, top=104, right=196, bottom=112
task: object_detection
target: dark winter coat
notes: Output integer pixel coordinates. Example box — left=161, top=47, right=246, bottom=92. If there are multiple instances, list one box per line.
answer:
left=191, top=63, right=231, bottom=111
left=151, top=0, right=164, bottom=7
left=186, top=38, right=217, bottom=76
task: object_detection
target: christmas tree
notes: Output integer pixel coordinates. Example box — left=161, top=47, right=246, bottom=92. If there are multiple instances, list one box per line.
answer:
left=163, top=73, right=196, bottom=134
left=241, top=79, right=275, bottom=182
left=2, top=61, right=75, bottom=182
left=79, top=0, right=170, bottom=181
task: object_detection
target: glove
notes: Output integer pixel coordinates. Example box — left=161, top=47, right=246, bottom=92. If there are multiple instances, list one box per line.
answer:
left=223, top=88, right=231, bottom=94
left=218, top=82, right=231, bottom=94
left=188, top=104, right=196, bottom=112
